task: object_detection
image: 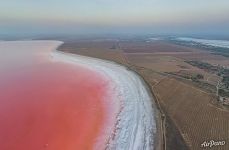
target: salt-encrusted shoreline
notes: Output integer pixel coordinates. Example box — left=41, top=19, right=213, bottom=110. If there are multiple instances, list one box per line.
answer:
left=0, top=40, right=158, bottom=149
left=53, top=42, right=158, bottom=150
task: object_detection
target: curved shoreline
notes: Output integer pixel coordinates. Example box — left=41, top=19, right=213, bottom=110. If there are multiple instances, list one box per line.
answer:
left=0, top=40, right=117, bottom=150
left=0, top=40, right=160, bottom=149
left=54, top=43, right=159, bottom=150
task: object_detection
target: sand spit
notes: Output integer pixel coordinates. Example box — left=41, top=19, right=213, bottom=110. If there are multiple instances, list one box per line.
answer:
left=53, top=45, right=157, bottom=150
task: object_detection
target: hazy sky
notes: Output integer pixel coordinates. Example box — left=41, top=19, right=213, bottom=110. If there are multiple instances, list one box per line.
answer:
left=1, top=0, right=229, bottom=36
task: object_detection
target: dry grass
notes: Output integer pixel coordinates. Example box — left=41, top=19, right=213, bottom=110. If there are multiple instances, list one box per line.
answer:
left=126, top=54, right=190, bottom=72
left=120, top=41, right=196, bottom=53
left=59, top=40, right=229, bottom=150
left=171, top=52, right=229, bottom=67
left=153, top=77, right=229, bottom=150
left=58, top=41, right=128, bottom=65
left=124, top=41, right=227, bottom=87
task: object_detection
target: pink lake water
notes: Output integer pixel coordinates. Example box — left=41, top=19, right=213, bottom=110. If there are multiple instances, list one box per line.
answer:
left=0, top=41, right=115, bottom=150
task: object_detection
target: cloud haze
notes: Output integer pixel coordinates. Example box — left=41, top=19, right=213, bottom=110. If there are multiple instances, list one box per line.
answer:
left=1, top=0, right=229, bottom=36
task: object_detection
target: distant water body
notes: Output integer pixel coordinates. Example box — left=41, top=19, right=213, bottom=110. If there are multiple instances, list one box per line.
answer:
left=177, top=37, right=229, bottom=49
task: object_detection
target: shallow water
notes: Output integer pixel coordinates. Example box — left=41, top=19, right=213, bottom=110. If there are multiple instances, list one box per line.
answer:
left=0, top=41, right=113, bottom=150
